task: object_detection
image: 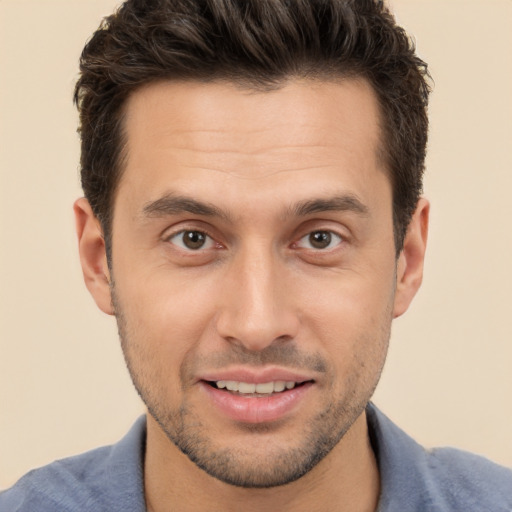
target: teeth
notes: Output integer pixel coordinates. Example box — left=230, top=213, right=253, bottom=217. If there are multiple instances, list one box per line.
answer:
left=215, top=380, right=297, bottom=394
left=273, top=381, right=286, bottom=392
left=226, top=381, right=239, bottom=392
left=238, top=382, right=256, bottom=393
left=255, top=382, right=274, bottom=394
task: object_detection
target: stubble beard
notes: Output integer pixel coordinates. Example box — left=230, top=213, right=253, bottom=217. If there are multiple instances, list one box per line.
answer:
left=143, top=386, right=368, bottom=488
left=111, top=284, right=391, bottom=488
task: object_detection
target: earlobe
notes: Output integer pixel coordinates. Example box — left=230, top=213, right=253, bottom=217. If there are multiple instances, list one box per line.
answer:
left=393, top=198, right=430, bottom=318
left=74, top=198, right=114, bottom=315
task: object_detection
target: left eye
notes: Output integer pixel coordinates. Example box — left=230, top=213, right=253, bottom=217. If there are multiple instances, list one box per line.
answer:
left=168, top=230, right=216, bottom=251
left=296, top=230, right=343, bottom=250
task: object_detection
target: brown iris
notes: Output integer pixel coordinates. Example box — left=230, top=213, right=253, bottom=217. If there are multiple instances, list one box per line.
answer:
left=182, top=231, right=207, bottom=250
left=309, top=231, right=332, bottom=249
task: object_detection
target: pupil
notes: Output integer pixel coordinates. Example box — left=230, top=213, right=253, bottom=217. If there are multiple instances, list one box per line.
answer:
left=310, top=231, right=331, bottom=249
left=184, top=231, right=205, bottom=249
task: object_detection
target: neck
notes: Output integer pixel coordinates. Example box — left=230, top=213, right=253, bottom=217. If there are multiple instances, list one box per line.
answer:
left=144, top=411, right=380, bottom=512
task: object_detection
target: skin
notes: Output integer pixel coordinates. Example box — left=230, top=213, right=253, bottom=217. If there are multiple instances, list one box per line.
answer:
left=75, top=78, right=429, bottom=512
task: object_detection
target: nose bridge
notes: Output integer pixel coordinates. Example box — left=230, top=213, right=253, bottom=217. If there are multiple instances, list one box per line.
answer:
left=216, top=241, right=298, bottom=350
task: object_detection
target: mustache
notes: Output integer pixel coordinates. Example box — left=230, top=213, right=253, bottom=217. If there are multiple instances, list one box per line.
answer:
left=185, top=343, right=328, bottom=375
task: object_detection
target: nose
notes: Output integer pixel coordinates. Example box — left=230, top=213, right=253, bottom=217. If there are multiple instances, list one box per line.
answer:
left=215, top=245, right=300, bottom=351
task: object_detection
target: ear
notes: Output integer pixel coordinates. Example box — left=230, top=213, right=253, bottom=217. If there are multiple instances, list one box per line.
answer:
left=74, top=197, right=114, bottom=315
left=393, top=198, right=430, bottom=318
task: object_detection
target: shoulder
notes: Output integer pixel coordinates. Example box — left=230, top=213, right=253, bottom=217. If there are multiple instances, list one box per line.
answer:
left=424, top=446, right=512, bottom=509
left=0, top=416, right=147, bottom=512
left=367, top=404, right=512, bottom=511
left=0, top=445, right=115, bottom=512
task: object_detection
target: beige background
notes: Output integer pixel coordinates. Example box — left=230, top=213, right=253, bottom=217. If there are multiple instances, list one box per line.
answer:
left=1, top=0, right=511, bottom=490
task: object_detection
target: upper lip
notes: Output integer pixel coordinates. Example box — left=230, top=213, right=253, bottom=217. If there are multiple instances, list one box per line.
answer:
left=198, top=366, right=315, bottom=385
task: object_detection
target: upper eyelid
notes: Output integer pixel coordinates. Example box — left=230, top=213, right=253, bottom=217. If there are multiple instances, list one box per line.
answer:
left=293, top=223, right=349, bottom=242
left=162, top=223, right=216, bottom=241
left=300, top=230, right=344, bottom=239
left=167, top=228, right=212, bottom=239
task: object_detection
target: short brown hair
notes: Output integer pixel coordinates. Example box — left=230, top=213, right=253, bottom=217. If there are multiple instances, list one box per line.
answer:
left=74, top=0, right=431, bottom=254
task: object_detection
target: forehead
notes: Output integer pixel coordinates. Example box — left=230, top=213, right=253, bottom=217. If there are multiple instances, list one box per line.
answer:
left=116, top=78, right=388, bottom=212
left=123, top=78, right=382, bottom=157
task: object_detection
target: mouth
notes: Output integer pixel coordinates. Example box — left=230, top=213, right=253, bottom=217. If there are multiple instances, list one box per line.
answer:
left=200, top=376, right=315, bottom=423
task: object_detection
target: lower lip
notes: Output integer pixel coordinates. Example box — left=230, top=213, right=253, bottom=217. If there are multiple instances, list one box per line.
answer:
left=200, top=381, right=313, bottom=423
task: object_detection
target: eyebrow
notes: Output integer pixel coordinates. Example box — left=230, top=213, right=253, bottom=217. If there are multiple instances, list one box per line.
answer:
left=141, top=192, right=369, bottom=221
left=142, top=194, right=231, bottom=220
left=290, top=194, right=369, bottom=218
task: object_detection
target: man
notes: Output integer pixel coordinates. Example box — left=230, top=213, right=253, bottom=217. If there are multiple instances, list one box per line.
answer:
left=1, top=0, right=511, bottom=510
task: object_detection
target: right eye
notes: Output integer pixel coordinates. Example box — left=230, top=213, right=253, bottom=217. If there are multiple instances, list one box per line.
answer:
left=167, top=230, right=216, bottom=251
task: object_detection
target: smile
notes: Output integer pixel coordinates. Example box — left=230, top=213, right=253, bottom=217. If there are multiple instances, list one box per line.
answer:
left=213, top=380, right=299, bottom=394
left=201, top=378, right=314, bottom=423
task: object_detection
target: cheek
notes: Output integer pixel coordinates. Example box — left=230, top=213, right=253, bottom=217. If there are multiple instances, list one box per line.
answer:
left=114, top=266, right=222, bottom=365
left=300, top=267, right=395, bottom=359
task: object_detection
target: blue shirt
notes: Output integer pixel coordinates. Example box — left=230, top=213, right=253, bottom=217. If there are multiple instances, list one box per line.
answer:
left=2, top=404, right=511, bottom=511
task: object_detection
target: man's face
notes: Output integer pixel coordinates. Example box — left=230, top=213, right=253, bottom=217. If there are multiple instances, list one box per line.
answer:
left=107, top=79, right=399, bottom=487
